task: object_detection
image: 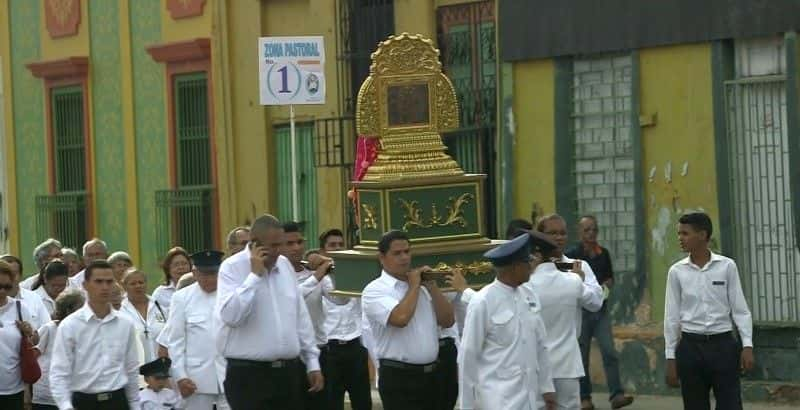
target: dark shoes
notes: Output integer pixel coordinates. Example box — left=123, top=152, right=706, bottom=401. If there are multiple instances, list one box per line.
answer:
left=610, top=394, right=635, bottom=409
left=581, top=398, right=596, bottom=410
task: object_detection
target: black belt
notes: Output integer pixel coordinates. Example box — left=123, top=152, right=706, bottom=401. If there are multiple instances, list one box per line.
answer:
left=328, top=336, right=361, bottom=347
left=72, top=388, right=125, bottom=402
left=681, top=331, right=733, bottom=342
left=227, top=357, right=301, bottom=369
left=439, top=337, right=455, bottom=347
left=379, top=359, right=437, bottom=373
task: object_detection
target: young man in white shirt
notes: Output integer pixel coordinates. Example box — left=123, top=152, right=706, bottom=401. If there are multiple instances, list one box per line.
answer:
left=216, top=214, right=322, bottom=410
left=361, top=230, right=455, bottom=410
left=50, top=260, right=141, bottom=410
left=664, top=212, right=754, bottom=410
left=164, top=250, right=229, bottom=410
left=459, top=230, right=557, bottom=410
left=316, top=228, right=372, bottom=410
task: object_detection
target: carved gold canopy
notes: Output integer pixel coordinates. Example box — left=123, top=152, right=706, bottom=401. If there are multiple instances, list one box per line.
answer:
left=356, top=33, right=464, bottom=181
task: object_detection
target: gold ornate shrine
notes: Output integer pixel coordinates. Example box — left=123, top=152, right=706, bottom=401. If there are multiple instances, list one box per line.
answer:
left=356, top=33, right=464, bottom=181
left=331, top=33, right=502, bottom=295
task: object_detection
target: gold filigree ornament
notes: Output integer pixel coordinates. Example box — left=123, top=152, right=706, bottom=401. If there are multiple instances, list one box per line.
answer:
left=49, top=0, right=75, bottom=25
left=441, top=193, right=474, bottom=227
left=430, top=261, right=494, bottom=276
left=397, top=193, right=474, bottom=231
left=399, top=199, right=431, bottom=230
left=360, top=203, right=379, bottom=230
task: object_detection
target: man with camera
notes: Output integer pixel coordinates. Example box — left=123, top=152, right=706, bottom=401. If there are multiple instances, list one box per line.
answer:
left=361, top=230, right=455, bottom=410
left=215, top=214, right=323, bottom=410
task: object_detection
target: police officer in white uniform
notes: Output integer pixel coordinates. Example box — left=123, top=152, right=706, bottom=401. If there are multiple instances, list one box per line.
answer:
left=165, top=250, right=229, bottom=410
left=459, top=230, right=558, bottom=410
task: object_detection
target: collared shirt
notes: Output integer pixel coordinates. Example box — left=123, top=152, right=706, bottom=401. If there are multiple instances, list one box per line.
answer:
left=458, top=280, right=554, bottom=410
left=139, top=387, right=181, bottom=410
left=50, top=304, right=140, bottom=410
left=529, top=262, right=585, bottom=378
left=118, top=297, right=168, bottom=364
left=664, top=251, right=753, bottom=359
left=561, top=255, right=604, bottom=313
left=361, top=271, right=439, bottom=364
left=68, top=269, right=85, bottom=290
left=323, top=296, right=362, bottom=342
left=17, top=287, right=53, bottom=330
left=297, top=268, right=333, bottom=346
left=164, top=283, right=226, bottom=394
left=0, top=297, right=33, bottom=395
left=19, top=274, right=38, bottom=290
left=215, top=248, right=319, bottom=371
left=35, top=286, right=57, bottom=316
left=151, top=283, right=177, bottom=312
left=33, top=321, right=59, bottom=405
left=451, top=288, right=477, bottom=336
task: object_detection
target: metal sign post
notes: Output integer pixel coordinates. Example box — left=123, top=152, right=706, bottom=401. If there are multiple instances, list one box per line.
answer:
left=289, top=104, right=299, bottom=221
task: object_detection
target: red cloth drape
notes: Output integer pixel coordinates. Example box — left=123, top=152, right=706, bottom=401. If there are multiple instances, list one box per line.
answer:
left=349, top=136, right=379, bottom=227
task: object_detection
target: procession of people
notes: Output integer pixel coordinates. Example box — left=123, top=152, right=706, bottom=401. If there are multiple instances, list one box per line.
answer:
left=0, top=211, right=753, bottom=410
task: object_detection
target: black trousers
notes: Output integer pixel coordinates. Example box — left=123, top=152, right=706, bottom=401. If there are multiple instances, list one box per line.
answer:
left=224, top=358, right=307, bottom=410
left=0, top=391, right=24, bottom=410
left=304, top=347, right=328, bottom=410
left=325, top=339, right=372, bottom=410
left=378, top=360, right=437, bottom=410
left=676, top=332, right=743, bottom=410
left=435, top=338, right=458, bottom=410
left=32, top=404, right=59, bottom=410
left=71, top=389, right=128, bottom=410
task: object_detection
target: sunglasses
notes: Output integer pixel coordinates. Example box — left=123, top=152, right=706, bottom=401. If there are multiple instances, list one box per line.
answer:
left=0, top=284, right=12, bottom=291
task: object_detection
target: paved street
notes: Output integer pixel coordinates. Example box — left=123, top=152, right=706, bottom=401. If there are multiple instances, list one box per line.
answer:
left=346, top=389, right=798, bottom=409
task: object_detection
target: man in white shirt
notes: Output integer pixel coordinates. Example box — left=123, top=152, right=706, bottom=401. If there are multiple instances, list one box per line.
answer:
left=68, top=238, right=109, bottom=290
left=215, top=214, right=323, bottom=410
left=50, top=260, right=140, bottom=410
left=459, top=230, right=557, bottom=410
left=362, top=230, right=455, bottom=410
left=2, top=254, right=52, bottom=331
left=165, top=250, right=229, bottom=410
left=316, top=228, right=372, bottom=410
left=536, top=214, right=604, bottom=314
left=664, top=212, right=754, bottom=410
left=280, top=221, right=332, bottom=409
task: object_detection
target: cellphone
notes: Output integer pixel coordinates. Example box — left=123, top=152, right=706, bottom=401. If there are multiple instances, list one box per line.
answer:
left=554, top=262, right=574, bottom=272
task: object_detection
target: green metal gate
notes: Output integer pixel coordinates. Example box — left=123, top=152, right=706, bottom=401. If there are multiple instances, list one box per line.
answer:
left=36, top=85, right=88, bottom=249
left=725, top=75, right=800, bottom=324
left=155, top=72, right=214, bottom=255
left=276, top=123, right=319, bottom=242
left=437, top=0, right=498, bottom=237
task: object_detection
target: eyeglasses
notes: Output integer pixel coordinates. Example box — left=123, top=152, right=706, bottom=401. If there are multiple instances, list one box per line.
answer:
left=0, top=284, right=12, bottom=291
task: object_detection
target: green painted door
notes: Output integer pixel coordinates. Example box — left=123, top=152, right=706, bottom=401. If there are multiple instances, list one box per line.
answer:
left=275, top=123, right=319, bottom=242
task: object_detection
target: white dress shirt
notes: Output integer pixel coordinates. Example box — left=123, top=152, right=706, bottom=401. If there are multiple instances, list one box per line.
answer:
left=458, top=280, right=555, bottom=410
left=17, top=287, right=53, bottom=330
left=19, top=274, right=38, bottom=290
left=297, top=268, right=333, bottom=346
left=33, top=321, right=59, bottom=405
left=561, top=255, right=604, bottom=313
left=138, top=387, right=181, bottom=410
left=35, top=286, right=57, bottom=316
left=664, top=251, right=753, bottom=359
left=529, top=262, right=585, bottom=378
left=50, top=304, right=140, bottom=410
left=151, top=283, right=177, bottom=312
left=118, top=297, right=168, bottom=364
left=323, top=296, right=363, bottom=342
left=0, top=297, right=33, bottom=395
left=215, top=248, right=320, bottom=371
left=164, top=283, right=226, bottom=394
left=361, top=271, right=439, bottom=364
left=68, top=269, right=85, bottom=290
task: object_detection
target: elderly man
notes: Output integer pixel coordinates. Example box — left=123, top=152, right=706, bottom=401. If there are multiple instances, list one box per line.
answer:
left=459, top=231, right=558, bottom=410
left=226, top=226, right=251, bottom=256
left=164, top=250, right=229, bottom=410
left=216, top=214, right=322, bottom=410
left=68, top=238, right=109, bottom=290
left=19, top=239, right=63, bottom=289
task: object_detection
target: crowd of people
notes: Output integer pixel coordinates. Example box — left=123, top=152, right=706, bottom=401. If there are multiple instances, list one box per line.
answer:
left=0, top=210, right=753, bottom=410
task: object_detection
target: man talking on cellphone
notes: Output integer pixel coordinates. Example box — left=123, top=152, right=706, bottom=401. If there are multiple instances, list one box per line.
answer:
left=215, top=214, right=323, bottom=410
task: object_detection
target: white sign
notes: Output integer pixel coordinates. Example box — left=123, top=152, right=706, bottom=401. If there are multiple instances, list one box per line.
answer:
left=258, top=36, right=326, bottom=105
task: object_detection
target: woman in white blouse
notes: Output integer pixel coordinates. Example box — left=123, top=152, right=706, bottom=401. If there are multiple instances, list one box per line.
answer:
left=32, top=289, right=85, bottom=410
left=31, top=260, right=70, bottom=316
left=0, top=260, right=37, bottom=410
left=151, top=247, right=191, bottom=311
left=118, top=268, right=168, bottom=363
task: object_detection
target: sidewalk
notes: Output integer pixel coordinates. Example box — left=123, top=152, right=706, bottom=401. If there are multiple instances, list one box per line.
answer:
left=346, top=389, right=798, bottom=409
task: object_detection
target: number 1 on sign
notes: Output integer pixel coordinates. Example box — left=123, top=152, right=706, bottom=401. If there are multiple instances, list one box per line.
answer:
left=278, top=66, right=291, bottom=93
